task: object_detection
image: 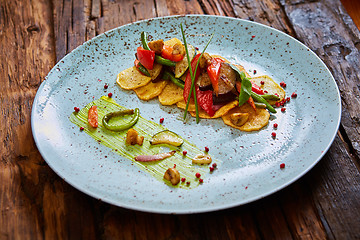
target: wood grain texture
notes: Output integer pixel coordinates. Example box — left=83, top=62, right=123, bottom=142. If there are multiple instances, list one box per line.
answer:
left=1, top=0, right=360, bottom=239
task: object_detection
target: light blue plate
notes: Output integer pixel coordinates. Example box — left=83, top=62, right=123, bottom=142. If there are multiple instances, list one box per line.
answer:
left=31, top=15, right=341, bottom=214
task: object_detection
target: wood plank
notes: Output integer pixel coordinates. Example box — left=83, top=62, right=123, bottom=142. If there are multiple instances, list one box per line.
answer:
left=0, top=0, right=55, bottom=238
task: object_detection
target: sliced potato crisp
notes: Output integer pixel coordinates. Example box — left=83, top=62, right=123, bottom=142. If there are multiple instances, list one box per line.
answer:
left=251, top=75, right=285, bottom=104
left=158, top=81, right=184, bottom=105
left=222, top=103, right=270, bottom=131
left=117, top=66, right=152, bottom=90
left=116, top=64, right=163, bottom=90
left=134, top=80, right=168, bottom=100
left=164, top=38, right=183, bottom=47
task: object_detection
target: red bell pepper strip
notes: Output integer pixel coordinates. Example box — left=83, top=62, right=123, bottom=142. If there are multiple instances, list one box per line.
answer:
left=183, top=54, right=201, bottom=102
left=88, top=105, right=98, bottom=128
left=251, top=82, right=264, bottom=95
left=207, top=57, right=224, bottom=96
left=195, top=86, right=215, bottom=116
left=136, top=47, right=155, bottom=70
left=183, top=53, right=215, bottom=117
left=161, top=45, right=184, bottom=62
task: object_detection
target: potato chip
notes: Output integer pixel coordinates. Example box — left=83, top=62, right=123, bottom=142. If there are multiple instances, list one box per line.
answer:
left=222, top=103, right=270, bottom=131
left=134, top=80, right=168, bottom=100
left=164, top=38, right=183, bottom=47
left=188, top=100, right=238, bottom=119
left=176, top=99, right=195, bottom=111
left=158, top=81, right=184, bottom=105
left=116, top=64, right=163, bottom=90
left=251, top=75, right=285, bottom=104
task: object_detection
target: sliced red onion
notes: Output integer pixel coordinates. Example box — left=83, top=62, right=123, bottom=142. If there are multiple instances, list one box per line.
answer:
left=134, top=150, right=176, bottom=162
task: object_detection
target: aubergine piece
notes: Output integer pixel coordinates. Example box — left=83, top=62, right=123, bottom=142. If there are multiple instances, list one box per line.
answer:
left=213, top=91, right=237, bottom=104
left=212, top=62, right=237, bottom=104
left=217, top=62, right=237, bottom=95
left=196, top=71, right=213, bottom=91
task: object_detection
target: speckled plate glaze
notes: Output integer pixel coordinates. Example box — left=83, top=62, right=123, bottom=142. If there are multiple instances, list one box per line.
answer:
left=31, top=15, right=341, bottom=214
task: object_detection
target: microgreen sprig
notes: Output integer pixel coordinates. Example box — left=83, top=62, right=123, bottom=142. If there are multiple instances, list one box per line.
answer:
left=180, top=23, right=214, bottom=123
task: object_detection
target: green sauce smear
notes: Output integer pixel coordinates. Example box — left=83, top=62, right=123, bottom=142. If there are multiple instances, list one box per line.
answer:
left=69, top=96, right=220, bottom=189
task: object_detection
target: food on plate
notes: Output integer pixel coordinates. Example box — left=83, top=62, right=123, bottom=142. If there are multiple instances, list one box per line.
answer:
left=116, top=28, right=285, bottom=131
left=126, top=128, right=144, bottom=146
left=88, top=105, right=98, bottom=128
left=70, top=96, right=218, bottom=189
left=192, top=154, right=212, bottom=164
left=102, top=108, right=139, bottom=131
left=164, top=167, right=181, bottom=185
left=134, top=150, right=176, bottom=162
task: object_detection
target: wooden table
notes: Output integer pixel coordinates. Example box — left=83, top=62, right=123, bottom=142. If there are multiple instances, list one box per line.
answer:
left=1, top=0, right=360, bottom=239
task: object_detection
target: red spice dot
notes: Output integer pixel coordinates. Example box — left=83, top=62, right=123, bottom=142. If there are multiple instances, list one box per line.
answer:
left=212, top=163, right=217, bottom=168
left=264, top=90, right=268, bottom=93
left=173, top=164, right=176, bottom=168
left=80, top=127, right=84, bottom=131
left=108, top=92, right=113, bottom=98
left=209, top=166, right=215, bottom=172
left=291, top=92, right=297, bottom=98
left=74, top=107, right=80, bottom=112
left=181, top=178, right=186, bottom=182
left=159, top=118, right=164, bottom=123
left=195, top=172, right=201, bottom=178
left=280, top=81, right=286, bottom=87
left=286, top=97, right=290, bottom=102
left=271, top=132, right=276, bottom=138
left=281, top=107, right=286, bottom=112
left=251, top=35, right=255, bottom=38
left=199, top=178, right=204, bottom=183
left=275, top=93, right=279, bottom=97
left=260, top=80, right=265, bottom=85
left=280, top=163, right=285, bottom=169
left=254, top=70, right=257, bottom=74
left=275, top=102, right=280, bottom=107
left=273, top=123, right=278, bottom=128
left=182, top=150, right=187, bottom=156
left=104, top=84, right=108, bottom=89
left=204, top=146, right=209, bottom=152
left=186, top=181, right=190, bottom=185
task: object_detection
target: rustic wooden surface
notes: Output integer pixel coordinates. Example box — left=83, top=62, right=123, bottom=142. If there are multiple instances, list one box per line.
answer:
left=1, top=0, right=360, bottom=239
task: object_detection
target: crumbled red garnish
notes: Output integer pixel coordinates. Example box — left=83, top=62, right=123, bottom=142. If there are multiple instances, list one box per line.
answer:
left=212, top=163, right=217, bottom=168
left=182, top=150, right=187, bottom=156
left=271, top=132, right=276, bottom=138
left=199, top=178, right=204, bottom=183
left=104, top=84, right=108, bottom=89
left=74, top=107, right=80, bottom=112
left=273, top=123, right=278, bottom=128
left=209, top=166, right=215, bottom=172
left=205, top=146, right=209, bottom=152
left=108, top=92, right=113, bottom=98
left=280, top=81, right=286, bottom=88
left=291, top=92, right=297, bottom=98
left=275, top=102, right=281, bottom=107
left=260, top=80, right=264, bottom=85
left=159, top=118, right=164, bottom=123
left=286, top=97, right=290, bottom=102
left=280, top=163, right=285, bottom=169
left=275, top=93, right=279, bottom=97
left=181, top=178, right=186, bottom=182
left=195, top=172, right=201, bottom=178
left=80, top=127, right=84, bottom=131
left=281, top=107, right=286, bottom=112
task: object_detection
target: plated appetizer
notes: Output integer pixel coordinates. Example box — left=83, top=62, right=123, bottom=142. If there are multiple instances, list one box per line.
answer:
left=117, top=28, right=286, bottom=131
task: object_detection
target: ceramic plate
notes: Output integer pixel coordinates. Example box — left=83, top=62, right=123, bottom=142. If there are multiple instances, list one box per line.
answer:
left=31, top=15, right=341, bottom=214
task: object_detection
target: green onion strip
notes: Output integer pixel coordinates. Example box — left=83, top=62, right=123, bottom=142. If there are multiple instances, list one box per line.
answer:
left=180, top=24, right=214, bottom=123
